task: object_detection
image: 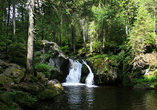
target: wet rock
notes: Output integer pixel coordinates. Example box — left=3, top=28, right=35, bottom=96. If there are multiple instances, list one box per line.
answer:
left=35, top=40, right=70, bottom=82
left=123, top=74, right=134, bottom=86
left=86, top=58, right=118, bottom=85
left=132, top=52, right=157, bottom=76
left=134, top=84, right=155, bottom=90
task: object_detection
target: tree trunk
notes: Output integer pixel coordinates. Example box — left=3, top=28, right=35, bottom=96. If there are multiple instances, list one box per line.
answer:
left=90, top=38, right=93, bottom=53
left=60, top=14, right=62, bottom=46
left=125, top=19, right=128, bottom=40
left=13, top=0, right=16, bottom=41
left=154, top=1, right=156, bottom=40
left=6, top=0, right=11, bottom=58
left=82, top=19, right=86, bottom=53
left=72, top=24, right=76, bottom=54
left=26, top=0, right=35, bottom=77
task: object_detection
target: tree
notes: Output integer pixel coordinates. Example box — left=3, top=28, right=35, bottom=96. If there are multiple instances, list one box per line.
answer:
left=129, top=4, right=154, bottom=55
left=26, top=0, right=35, bottom=78
left=13, top=0, right=16, bottom=41
left=6, top=0, right=11, bottom=58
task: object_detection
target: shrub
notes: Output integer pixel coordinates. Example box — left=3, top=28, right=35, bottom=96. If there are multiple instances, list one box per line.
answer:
left=35, top=41, right=43, bottom=51
left=35, top=52, right=42, bottom=57
left=35, top=63, right=50, bottom=78
left=9, top=43, right=27, bottom=67
left=44, top=54, right=51, bottom=61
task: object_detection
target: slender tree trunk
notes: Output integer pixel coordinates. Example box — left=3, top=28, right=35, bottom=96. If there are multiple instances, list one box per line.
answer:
left=60, top=14, right=62, bottom=46
left=13, top=0, right=16, bottom=41
left=26, top=0, right=35, bottom=77
left=125, top=19, right=128, bottom=40
left=72, top=24, right=76, bottom=54
left=82, top=19, right=86, bottom=53
left=90, top=38, right=93, bottom=53
left=154, top=1, right=156, bottom=40
left=41, top=0, right=44, bottom=40
left=6, top=0, right=11, bottom=58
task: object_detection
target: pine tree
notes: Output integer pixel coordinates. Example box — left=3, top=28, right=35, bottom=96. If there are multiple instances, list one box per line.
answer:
left=129, top=4, right=154, bottom=55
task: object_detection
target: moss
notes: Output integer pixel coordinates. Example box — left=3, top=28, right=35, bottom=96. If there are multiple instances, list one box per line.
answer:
left=4, top=91, right=37, bottom=108
left=11, top=68, right=25, bottom=83
left=0, top=66, right=4, bottom=73
left=0, top=75, right=14, bottom=88
left=134, top=83, right=155, bottom=90
left=37, top=89, right=56, bottom=100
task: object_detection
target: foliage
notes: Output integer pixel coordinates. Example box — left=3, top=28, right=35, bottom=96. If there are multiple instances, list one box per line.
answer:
left=35, top=41, right=43, bottom=51
left=35, top=52, right=42, bottom=57
left=134, top=75, right=157, bottom=84
left=35, top=63, right=50, bottom=78
left=6, top=91, right=37, bottom=105
left=8, top=43, right=27, bottom=67
left=128, top=4, right=154, bottom=55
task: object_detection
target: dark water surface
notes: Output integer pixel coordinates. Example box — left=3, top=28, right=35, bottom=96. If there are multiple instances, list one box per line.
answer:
left=37, top=86, right=157, bottom=110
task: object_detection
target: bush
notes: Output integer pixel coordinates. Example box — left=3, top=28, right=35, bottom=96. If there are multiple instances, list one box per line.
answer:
left=44, top=54, right=51, bottom=61
left=35, top=41, right=43, bottom=51
left=9, top=43, right=27, bottom=67
left=35, top=63, right=50, bottom=78
left=35, top=52, right=42, bottom=57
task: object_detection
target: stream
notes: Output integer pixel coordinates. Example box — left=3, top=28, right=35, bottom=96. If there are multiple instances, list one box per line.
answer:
left=37, top=86, right=157, bottom=110
left=38, top=59, right=157, bottom=110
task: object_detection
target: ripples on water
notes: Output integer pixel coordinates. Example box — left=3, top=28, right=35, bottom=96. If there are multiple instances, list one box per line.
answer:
left=37, top=86, right=157, bottom=110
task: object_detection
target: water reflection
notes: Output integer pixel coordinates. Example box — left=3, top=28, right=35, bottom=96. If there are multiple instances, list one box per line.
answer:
left=85, top=87, right=94, bottom=109
left=37, top=86, right=157, bottom=110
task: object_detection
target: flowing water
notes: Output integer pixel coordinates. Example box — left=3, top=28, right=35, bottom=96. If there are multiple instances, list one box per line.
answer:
left=62, top=59, right=84, bottom=86
left=82, top=60, right=94, bottom=86
left=62, top=59, right=96, bottom=87
left=37, top=59, right=157, bottom=110
left=37, top=86, right=157, bottom=110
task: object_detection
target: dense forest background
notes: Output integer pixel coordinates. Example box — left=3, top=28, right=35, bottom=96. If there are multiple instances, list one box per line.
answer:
left=0, top=0, right=157, bottom=85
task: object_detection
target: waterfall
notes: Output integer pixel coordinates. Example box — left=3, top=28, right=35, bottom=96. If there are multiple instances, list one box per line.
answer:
left=82, top=60, right=94, bottom=86
left=62, top=59, right=85, bottom=86
left=62, top=59, right=97, bottom=87
left=66, top=59, right=82, bottom=83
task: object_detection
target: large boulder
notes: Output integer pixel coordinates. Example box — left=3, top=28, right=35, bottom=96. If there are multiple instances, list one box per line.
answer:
left=86, top=58, right=118, bottom=85
left=132, top=52, right=157, bottom=75
left=35, top=40, right=69, bottom=82
left=0, top=60, right=25, bottom=90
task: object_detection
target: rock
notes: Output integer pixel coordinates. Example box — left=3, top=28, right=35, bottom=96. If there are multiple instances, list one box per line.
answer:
left=134, top=83, right=155, bottom=90
left=35, top=40, right=70, bottom=82
left=81, top=64, right=89, bottom=83
left=123, top=74, right=134, bottom=86
left=86, top=58, right=118, bottom=85
left=132, top=52, right=157, bottom=76
left=2, top=65, right=25, bottom=84
left=0, top=75, right=14, bottom=89
left=48, top=79, right=64, bottom=91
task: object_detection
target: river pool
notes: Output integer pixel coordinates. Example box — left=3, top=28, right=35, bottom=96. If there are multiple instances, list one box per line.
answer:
left=37, top=85, right=157, bottom=110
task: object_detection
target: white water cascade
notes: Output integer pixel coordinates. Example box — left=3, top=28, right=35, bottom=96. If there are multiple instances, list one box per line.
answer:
left=62, top=59, right=97, bottom=87
left=82, top=60, right=95, bottom=87
left=62, top=59, right=85, bottom=86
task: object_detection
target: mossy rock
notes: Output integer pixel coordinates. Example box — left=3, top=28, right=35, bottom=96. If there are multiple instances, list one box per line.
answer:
left=3, top=67, right=25, bottom=84
left=0, top=66, right=4, bottom=74
left=123, top=74, right=134, bottom=86
left=134, top=83, right=155, bottom=90
left=12, top=83, right=42, bottom=95
left=0, top=93, right=15, bottom=110
left=0, top=75, right=14, bottom=88
left=4, top=91, right=37, bottom=109
left=37, top=89, right=56, bottom=100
